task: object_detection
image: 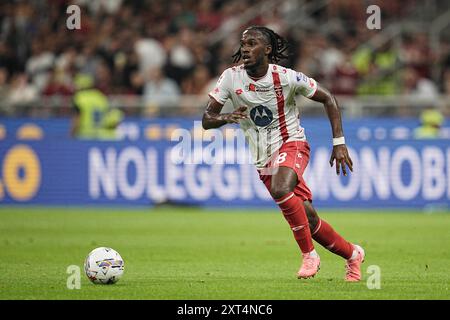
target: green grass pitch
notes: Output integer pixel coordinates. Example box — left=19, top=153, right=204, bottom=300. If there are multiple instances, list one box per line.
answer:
left=0, top=207, right=449, bottom=300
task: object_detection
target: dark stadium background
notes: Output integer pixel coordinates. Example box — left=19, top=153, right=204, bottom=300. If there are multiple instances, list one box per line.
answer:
left=0, top=0, right=449, bottom=300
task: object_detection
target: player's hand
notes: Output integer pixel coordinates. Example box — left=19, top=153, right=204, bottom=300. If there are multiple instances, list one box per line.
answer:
left=223, top=106, right=248, bottom=124
left=329, top=144, right=353, bottom=176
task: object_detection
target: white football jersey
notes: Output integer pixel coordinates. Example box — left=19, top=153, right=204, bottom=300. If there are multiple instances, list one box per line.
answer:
left=209, top=64, right=318, bottom=168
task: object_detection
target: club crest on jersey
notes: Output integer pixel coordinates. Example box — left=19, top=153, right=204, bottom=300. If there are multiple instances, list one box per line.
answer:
left=250, top=105, right=273, bottom=127
left=274, top=85, right=283, bottom=98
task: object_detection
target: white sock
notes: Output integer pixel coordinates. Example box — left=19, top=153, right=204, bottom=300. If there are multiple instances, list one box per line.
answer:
left=308, top=249, right=319, bottom=258
left=349, top=247, right=358, bottom=260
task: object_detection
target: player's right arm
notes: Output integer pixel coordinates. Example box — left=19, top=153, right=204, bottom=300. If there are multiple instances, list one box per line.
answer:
left=202, top=68, right=247, bottom=130
left=202, top=99, right=247, bottom=130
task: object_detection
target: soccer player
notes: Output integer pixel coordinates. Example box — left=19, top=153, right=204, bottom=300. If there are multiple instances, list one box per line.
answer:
left=202, top=26, right=365, bottom=281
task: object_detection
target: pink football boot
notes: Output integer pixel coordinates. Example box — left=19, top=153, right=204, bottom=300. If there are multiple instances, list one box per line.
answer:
left=297, top=252, right=320, bottom=279
left=345, top=244, right=365, bottom=282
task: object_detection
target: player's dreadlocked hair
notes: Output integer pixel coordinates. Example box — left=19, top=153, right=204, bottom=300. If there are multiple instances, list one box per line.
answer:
left=232, top=26, right=290, bottom=64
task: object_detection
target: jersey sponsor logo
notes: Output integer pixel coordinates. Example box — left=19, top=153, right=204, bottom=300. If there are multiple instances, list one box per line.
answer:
left=296, top=72, right=308, bottom=83
left=250, top=105, right=273, bottom=127
left=245, top=84, right=270, bottom=93
left=213, top=87, right=220, bottom=94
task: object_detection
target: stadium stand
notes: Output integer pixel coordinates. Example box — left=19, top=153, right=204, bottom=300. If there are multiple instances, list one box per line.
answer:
left=0, top=0, right=449, bottom=118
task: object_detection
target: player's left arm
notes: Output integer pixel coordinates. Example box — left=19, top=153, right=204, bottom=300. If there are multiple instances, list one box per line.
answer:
left=310, top=85, right=353, bottom=176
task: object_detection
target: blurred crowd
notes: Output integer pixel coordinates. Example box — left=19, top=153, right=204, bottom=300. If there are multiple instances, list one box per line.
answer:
left=0, top=0, right=449, bottom=116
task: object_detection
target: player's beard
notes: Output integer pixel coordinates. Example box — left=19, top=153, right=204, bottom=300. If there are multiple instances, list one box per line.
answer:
left=243, top=53, right=265, bottom=75
left=243, top=57, right=255, bottom=69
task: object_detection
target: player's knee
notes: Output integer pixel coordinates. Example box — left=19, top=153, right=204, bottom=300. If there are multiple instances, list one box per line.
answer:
left=307, top=214, right=319, bottom=231
left=304, top=202, right=319, bottom=229
left=270, top=185, right=293, bottom=200
left=306, top=210, right=319, bottom=225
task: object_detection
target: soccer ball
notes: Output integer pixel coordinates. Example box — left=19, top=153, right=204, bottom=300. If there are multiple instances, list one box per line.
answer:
left=84, top=247, right=124, bottom=284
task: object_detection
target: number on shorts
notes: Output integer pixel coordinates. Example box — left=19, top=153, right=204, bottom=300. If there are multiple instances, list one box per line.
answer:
left=276, top=152, right=287, bottom=164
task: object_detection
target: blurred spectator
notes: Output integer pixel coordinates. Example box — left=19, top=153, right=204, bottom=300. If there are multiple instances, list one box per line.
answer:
left=95, top=61, right=114, bottom=95
left=8, top=73, right=38, bottom=110
left=327, top=0, right=366, bottom=23
left=443, top=68, right=450, bottom=95
left=320, top=36, right=345, bottom=77
left=401, top=67, right=439, bottom=99
left=355, top=40, right=400, bottom=95
left=76, top=0, right=123, bottom=15
left=0, top=67, right=11, bottom=115
left=43, top=68, right=74, bottom=96
left=54, top=47, right=78, bottom=78
left=168, top=1, right=197, bottom=33
left=182, top=65, right=211, bottom=95
left=295, top=33, right=323, bottom=80
left=440, top=68, right=450, bottom=117
left=399, top=32, right=433, bottom=79
left=414, top=108, right=445, bottom=139
left=196, top=0, right=223, bottom=31
left=76, top=43, right=101, bottom=77
left=25, top=39, right=55, bottom=92
left=143, top=67, right=180, bottom=114
left=331, top=51, right=359, bottom=96
left=0, top=41, right=20, bottom=76
left=165, top=27, right=196, bottom=84
left=135, top=36, right=167, bottom=75
left=70, top=73, right=123, bottom=140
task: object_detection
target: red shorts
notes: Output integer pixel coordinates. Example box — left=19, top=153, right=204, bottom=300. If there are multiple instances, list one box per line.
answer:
left=258, top=140, right=313, bottom=202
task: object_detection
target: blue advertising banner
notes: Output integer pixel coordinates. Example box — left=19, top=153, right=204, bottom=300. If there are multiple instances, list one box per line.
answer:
left=0, top=118, right=449, bottom=208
